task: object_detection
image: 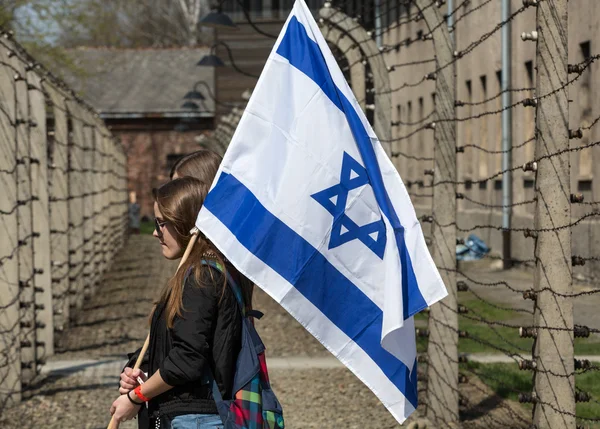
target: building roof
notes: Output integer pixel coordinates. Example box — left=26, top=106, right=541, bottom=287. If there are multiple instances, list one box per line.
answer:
left=62, top=47, right=215, bottom=119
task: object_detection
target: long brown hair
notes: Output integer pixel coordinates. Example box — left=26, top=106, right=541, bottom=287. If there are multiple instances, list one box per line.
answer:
left=168, top=149, right=254, bottom=315
left=153, top=177, right=228, bottom=328
left=170, top=150, right=222, bottom=181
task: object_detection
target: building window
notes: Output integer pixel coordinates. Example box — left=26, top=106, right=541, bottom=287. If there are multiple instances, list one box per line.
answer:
left=166, top=153, right=183, bottom=175
left=494, top=70, right=502, bottom=171
left=578, top=41, right=593, bottom=177
left=479, top=75, right=488, bottom=179
left=465, top=80, right=473, bottom=178
left=525, top=61, right=534, bottom=86
left=494, top=179, right=503, bottom=206
left=524, top=178, right=535, bottom=202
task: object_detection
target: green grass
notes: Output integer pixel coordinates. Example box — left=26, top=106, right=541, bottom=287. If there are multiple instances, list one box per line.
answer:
left=458, top=293, right=533, bottom=354
left=417, top=291, right=600, bottom=425
left=463, top=362, right=600, bottom=427
left=575, top=369, right=600, bottom=425
left=456, top=292, right=600, bottom=355
left=140, top=220, right=155, bottom=235
left=463, top=362, right=532, bottom=404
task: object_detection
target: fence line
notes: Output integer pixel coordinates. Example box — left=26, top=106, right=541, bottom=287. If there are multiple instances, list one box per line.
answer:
left=0, top=31, right=128, bottom=411
left=320, top=0, right=600, bottom=427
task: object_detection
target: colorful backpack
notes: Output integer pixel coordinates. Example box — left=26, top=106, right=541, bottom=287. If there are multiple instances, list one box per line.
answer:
left=201, top=260, right=285, bottom=429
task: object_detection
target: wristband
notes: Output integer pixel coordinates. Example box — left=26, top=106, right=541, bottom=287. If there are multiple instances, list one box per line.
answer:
left=134, top=385, right=151, bottom=403
left=127, top=390, right=143, bottom=406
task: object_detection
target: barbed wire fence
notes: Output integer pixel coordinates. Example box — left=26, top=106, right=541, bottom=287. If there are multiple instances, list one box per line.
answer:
left=0, top=31, right=128, bottom=413
left=196, top=92, right=251, bottom=155
left=318, top=0, right=600, bottom=428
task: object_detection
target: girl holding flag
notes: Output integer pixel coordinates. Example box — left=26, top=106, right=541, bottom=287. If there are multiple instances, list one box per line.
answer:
left=110, top=151, right=252, bottom=428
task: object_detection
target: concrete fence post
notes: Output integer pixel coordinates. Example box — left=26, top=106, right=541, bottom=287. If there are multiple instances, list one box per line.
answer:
left=67, top=111, right=85, bottom=312
left=417, top=0, right=459, bottom=426
left=28, top=69, right=54, bottom=364
left=46, top=85, right=71, bottom=331
left=108, top=138, right=118, bottom=253
left=92, top=126, right=103, bottom=289
left=82, top=119, right=94, bottom=299
left=531, top=1, right=575, bottom=428
left=118, top=145, right=128, bottom=249
left=13, top=55, right=36, bottom=386
left=101, top=134, right=111, bottom=271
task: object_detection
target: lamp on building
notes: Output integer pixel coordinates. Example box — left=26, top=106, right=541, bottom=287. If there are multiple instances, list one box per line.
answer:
left=199, top=0, right=277, bottom=38
left=199, top=9, right=237, bottom=29
left=196, top=41, right=258, bottom=78
left=183, top=89, right=206, bottom=100
left=196, top=52, right=225, bottom=67
left=185, top=80, right=236, bottom=108
left=176, top=101, right=203, bottom=132
left=181, top=101, right=200, bottom=110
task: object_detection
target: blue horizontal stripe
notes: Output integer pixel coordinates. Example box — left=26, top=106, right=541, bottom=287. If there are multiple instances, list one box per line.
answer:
left=204, top=172, right=417, bottom=407
left=276, top=16, right=427, bottom=318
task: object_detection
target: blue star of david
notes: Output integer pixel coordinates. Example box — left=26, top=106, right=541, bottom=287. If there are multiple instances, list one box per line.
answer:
left=311, top=152, right=387, bottom=259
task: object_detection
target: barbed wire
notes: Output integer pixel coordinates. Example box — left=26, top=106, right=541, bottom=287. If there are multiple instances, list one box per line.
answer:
left=458, top=136, right=536, bottom=154
left=333, top=0, right=438, bottom=43
left=367, top=3, right=530, bottom=99
left=382, top=53, right=599, bottom=145
left=347, top=1, right=600, bottom=425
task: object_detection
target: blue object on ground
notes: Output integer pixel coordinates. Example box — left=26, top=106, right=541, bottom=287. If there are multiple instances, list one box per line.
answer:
left=456, top=234, right=491, bottom=261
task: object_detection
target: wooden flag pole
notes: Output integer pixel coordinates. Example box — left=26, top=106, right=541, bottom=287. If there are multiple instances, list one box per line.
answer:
left=107, top=228, right=201, bottom=429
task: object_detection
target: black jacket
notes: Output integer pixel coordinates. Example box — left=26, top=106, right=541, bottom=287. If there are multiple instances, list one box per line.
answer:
left=147, top=265, right=242, bottom=420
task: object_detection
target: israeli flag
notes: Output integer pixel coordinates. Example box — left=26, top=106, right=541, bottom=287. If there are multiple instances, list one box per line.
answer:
left=196, top=0, right=447, bottom=423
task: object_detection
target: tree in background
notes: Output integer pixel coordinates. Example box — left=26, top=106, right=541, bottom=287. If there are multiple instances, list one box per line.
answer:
left=57, top=0, right=211, bottom=48
left=0, top=0, right=87, bottom=75
left=1, top=0, right=211, bottom=76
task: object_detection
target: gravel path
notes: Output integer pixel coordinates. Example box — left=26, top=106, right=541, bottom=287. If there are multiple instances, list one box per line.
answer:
left=0, top=235, right=538, bottom=429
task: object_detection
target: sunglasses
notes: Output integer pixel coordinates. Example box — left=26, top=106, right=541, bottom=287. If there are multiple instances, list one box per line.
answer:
left=154, top=218, right=168, bottom=239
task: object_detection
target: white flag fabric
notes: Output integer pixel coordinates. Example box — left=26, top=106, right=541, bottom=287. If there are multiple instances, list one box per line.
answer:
left=196, top=0, right=448, bottom=423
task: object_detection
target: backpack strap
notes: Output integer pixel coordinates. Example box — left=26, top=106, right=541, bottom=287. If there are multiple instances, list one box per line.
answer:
left=199, top=259, right=246, bottom=421
left=200, top=259, right=247, bottom=316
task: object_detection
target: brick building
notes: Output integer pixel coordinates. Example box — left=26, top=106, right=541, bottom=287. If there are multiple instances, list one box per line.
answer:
left=63, top=47, right=216, bottom=217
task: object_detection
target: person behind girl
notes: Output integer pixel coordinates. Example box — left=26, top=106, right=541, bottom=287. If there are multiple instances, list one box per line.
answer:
left=110, top=177, right=251, bottom=428
left=170, top=149, right=223, bottom=180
